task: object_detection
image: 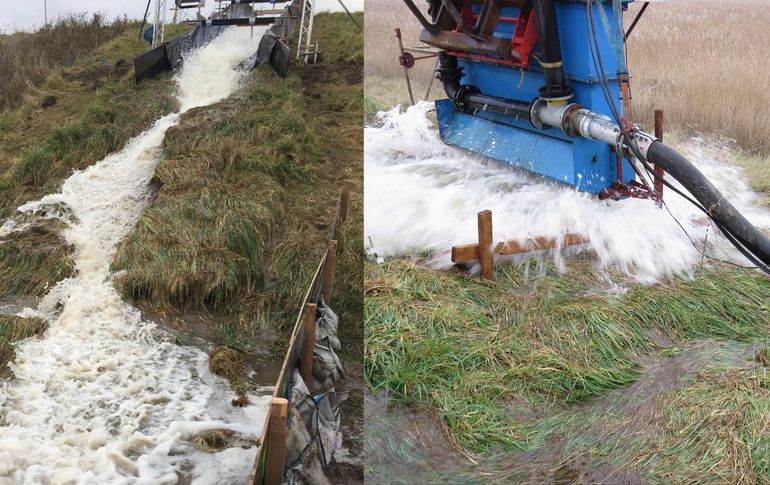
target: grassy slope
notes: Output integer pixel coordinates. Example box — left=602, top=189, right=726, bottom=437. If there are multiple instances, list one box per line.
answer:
left=0, top=22, right=187, bottom=299
left=0, top=24, right=185, bottom=218
left=113, top=13, right=363, bottom=350
left=112, top=13, right=364, bottom=474
left=365, top=258, right=770, bottom=482
left=0, top=21, right=187, bottom=375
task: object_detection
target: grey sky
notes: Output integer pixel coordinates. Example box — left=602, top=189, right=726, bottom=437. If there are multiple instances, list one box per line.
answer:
left=0, top=0, right=362, bottom=32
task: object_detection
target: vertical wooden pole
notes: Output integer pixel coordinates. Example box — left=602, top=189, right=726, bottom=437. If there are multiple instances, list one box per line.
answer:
left=264, top=397, right=289, bottom=485
left=322, top=240, right=337, bottom=302
left=477, top=210, right=494, bottom=280
left=339, top=185, right=350, bottom=224
left=301, top=303, right=317, bottom=385
left=654, top=109, right=665, bottom=196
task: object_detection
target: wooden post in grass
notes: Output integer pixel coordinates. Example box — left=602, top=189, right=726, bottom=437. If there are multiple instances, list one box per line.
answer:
left=331, top=185, right=350, bottom=242
left=322, top=240, right=337, bottom=302
left=477, top=210, right=494, bottom=280
left=340, top=184, right=350, bottom=224
left=264, top=397, right=289, bottom=485
left=301, top=303, right=317, bottom=385
left=654, top=109, right=665, bottom=196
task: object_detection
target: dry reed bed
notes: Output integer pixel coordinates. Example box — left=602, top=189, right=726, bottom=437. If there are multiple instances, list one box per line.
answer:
left=0, top=14, right=132, bottom=109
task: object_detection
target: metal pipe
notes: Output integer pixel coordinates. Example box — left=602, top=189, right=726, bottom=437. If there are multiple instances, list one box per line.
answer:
left=194, top=17, right=277, bottom=26
left=530, top=100, right=770, bottom=269
left=436, top=52, right=530, bottom=117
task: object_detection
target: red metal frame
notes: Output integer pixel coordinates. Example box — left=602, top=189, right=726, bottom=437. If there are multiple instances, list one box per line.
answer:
left=599, top=181, right=662, bottom=203
left=448, top=6, right=538, bottom=67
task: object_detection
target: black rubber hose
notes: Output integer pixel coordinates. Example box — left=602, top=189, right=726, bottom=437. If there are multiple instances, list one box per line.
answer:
left=646, top=140, right=770, bottom=265
left=533, top=0, right=571, bottom=99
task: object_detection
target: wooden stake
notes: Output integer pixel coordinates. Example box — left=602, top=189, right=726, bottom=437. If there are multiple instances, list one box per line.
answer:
left=452, top=233, right=588, bottom=265
left=301, top=303, right=317, bottom=385
left=654, top=109, right=665, bottom=195
left=322, top=240, right=337, bottom=302
left=477, top=210, right=494, bottom=280
left=340, top=185, right=350, bottom=224
left=264, top=397, right=289, bottom=485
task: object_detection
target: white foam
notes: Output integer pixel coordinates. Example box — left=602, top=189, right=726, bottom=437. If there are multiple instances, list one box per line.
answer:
left=364, top=102, right=770, bottom=283
left=1, top=26, right=271, bottom=484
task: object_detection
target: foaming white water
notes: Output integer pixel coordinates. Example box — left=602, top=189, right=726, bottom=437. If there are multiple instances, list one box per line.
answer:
left=0, top=27, right=270, bottom=484
left=365, top=102, right=770, bottom=282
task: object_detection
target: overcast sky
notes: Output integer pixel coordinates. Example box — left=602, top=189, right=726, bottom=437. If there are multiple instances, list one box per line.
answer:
left=0, top=0, right=363, bottom=32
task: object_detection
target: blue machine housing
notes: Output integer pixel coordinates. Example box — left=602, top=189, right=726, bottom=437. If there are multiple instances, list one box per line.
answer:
left=436, top=0, right=634, bottom=193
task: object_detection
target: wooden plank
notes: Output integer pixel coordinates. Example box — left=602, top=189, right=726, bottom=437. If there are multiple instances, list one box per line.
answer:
left=452, top=233, right=589, bottom=264
left=477, top=210, right=494, bottom=280
left=264, top=398, right=289, bottom=485
left=322, top=240, right=337, bottom=303
left=301, top=303, right=317, bottom=385
left=250, top=252, right=327, bottom=484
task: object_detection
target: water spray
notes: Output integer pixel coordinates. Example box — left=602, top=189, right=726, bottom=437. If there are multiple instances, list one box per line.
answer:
left=398, top=0, right=770, bottom=274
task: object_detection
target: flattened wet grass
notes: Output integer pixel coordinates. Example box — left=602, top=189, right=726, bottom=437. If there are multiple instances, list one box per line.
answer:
left=365, top=257, right=770, bottom=482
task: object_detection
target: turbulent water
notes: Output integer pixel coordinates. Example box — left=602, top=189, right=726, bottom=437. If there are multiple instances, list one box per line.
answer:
left=365, top=102, right=770, bottom=282
left=0, top=27, right=271, bottom=484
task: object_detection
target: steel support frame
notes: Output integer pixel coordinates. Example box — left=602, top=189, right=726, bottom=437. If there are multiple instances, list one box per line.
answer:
left=152, top=0, right=168, bottom=47
left=296, top=0, right=318, bottom=62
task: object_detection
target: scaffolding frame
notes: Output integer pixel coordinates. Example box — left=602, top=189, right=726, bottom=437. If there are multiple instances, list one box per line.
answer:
left=152, top=0, right=168, bottom=47
left=296, top=0, right=318, bottom=63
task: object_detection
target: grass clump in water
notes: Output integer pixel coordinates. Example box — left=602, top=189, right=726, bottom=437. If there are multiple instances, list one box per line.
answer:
left=0, top=315, right=47, bottom=341
left=0, top=314, right=48, bottom=379
left=209, top=344, right=249, bottom=399
left=0, top=220, right=74, bottom=297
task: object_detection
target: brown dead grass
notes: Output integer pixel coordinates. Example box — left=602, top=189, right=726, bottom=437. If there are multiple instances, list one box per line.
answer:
left=209, top=345, right=249, bottom=398
left=0, top=14, right=133, bottom=109
left=364, top=0, right=435, bottom=111
left=0, top=340, right=14, bottom=379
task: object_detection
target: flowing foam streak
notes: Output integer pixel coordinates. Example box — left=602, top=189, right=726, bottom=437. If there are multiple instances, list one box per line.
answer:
left=0, top=27, right=270, bottom=484
left=365, top=102, right=770, bottom=282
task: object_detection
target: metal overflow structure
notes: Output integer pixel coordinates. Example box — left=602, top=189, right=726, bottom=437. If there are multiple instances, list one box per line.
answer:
left=152, top=0, right=168, bottom=48
left=135, top=0, right=321, bottom=81
left=248, top=186, right=351, bottom=485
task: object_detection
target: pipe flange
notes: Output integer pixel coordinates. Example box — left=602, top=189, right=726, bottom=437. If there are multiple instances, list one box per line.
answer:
left=454, top=84, right=481, bottom=111
left=529, top=98, right=547, bottom=130
left=561, top=103, right=584, bottom=138
left=536, top=87, right=574, bottom=104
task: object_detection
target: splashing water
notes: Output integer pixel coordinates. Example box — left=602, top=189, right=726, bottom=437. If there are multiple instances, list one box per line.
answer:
left=365, top=102, right=770, bottom=282
left=0, top=27, right=271, bottom=484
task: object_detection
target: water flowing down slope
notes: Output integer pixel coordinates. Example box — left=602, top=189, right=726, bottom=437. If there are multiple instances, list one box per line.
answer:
left=364, top=102, right=770, bottom=282
left=0, top=26, right=271, bottom=484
